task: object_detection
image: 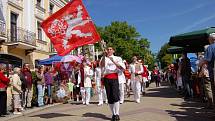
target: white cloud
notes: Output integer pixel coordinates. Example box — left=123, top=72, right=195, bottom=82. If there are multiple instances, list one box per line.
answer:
left=178, top=14, right=215, bottom=33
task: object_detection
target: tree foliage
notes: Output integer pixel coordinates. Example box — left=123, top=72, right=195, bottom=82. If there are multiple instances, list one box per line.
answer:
left=157, top=43, right=174, bottom=69
left=96, top=21, right=154, bottom=68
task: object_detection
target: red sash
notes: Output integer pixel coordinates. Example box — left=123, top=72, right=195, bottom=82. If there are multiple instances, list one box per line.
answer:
left=104, top=73, right=118, bottom=79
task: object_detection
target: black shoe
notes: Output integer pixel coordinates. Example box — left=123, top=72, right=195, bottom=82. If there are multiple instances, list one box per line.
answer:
left=111, top=115, right=116, bottom=121
left=26, top=106, right=33, bottom=109
left=3, top=112, right=10, bottom=115
left=142, top=92, right=146, bottom=96
left=115, top=115, right=120, bottom=121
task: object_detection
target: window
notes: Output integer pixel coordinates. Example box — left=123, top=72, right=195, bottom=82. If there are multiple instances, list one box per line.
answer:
left=36, top=0, right=41, bottom=6
left=50, top=43, right=56, bottom=52
left=49, top=4, right=54, bottom=14
left=10, top=13, right=18, bottom=42
left=35, top=59, right=39, bottom=68
left=37, top=22, right=42, bottom=40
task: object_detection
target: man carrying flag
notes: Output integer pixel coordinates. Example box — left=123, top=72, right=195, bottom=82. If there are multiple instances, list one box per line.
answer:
left=101, top=47, right=125, bottom=121
left=41, top=0, right=124, bottom=120
left=41, top=0, right=100, bottom=56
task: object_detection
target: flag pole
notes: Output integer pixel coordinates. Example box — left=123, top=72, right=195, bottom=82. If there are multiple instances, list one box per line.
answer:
left=99, top=39, right=106, bottom=54
left=99, top=39, right=107, bottom=67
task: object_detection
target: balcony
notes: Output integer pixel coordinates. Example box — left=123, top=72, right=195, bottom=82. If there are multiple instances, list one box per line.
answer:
left=37, top=39, right=47, bottom=45
left=35, top=3, right=46, bottom=19
left=6, top=27, right=36, bottom=51
left=36, top=39, right=48, bottom=52
left=36, top=3, right=46, bottom=13
left=0, top=21, right=6, bottom=42
left=8, top=0, right=23, bottom=10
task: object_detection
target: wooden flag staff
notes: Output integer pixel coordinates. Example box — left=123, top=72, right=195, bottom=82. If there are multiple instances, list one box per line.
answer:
left=100, top=39, right=107, bottom=54
left=99, top=39, right=107, bottom=71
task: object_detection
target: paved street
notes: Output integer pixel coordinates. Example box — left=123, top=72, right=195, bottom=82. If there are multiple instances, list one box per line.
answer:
left=1, top=82, right=215, bottom=121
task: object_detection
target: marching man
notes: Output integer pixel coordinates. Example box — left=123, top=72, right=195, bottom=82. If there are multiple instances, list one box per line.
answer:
left=101, top=46, right=125, bottom=121
left=130, top=56, right=143, bottom=103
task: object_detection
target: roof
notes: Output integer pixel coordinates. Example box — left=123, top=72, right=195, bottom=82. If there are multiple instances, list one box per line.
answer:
left=169, top=27, right=215, bottom=48
left=167, top=46, right=204, bottom=54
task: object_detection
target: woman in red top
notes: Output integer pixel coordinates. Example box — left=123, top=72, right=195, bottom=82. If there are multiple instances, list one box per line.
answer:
left=141, top=63, right=149, bottom=95
left=0, top=65, right=10, bottom=117
left=124, top=60, right=131, bottom=97
left=152, top=66, right=160, bottom=87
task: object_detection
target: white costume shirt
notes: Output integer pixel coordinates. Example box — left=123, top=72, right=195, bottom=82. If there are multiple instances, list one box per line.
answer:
left=103, top=55, right=125, bottom=76
left=129, top=62, right=143, bottom=81
left=78, top=66, right=93, bottom=87
left=117, top=58, right=126, bottom=84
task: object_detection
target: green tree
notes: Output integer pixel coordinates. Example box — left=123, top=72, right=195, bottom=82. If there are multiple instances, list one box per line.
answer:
left=157, top=43, right=174, bottom=69
left=96, top=21, right=154, bottom=67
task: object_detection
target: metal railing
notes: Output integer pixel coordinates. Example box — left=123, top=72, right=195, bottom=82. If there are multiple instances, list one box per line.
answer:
left=0, top=20, right=6, bottom=37
left=35, top=3, right=46, bottom=13
left=8, top=0, right=23, bottom=4
left=37, top=39, right=47, bottom=45
left=7, top=27, right=36, bottom=46
left=8, top=0, right=23, bottom=8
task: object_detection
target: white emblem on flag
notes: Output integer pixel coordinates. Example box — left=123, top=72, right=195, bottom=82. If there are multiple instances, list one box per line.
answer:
left=48, top=5, right=92, bottom=49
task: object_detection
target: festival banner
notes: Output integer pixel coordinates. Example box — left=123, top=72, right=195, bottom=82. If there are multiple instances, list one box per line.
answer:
left=41, top=0, right=100, bottom=56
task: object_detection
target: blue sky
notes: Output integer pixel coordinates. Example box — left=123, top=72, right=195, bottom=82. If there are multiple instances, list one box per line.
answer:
left=82, top=0, right=215, bottom=53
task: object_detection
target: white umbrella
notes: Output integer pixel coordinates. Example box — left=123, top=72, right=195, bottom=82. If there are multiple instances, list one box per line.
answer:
left=61, top=55, right=82, bottom=63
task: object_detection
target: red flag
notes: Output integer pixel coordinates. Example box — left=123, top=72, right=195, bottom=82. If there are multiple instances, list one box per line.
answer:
left=41, top=0, right=101, bottom=56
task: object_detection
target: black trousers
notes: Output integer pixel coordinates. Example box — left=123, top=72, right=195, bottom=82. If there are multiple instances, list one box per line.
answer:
left=104, top=78, right=120, bottom=104
left=154, top=76, right=160, bottom=87
left=0, top=91, right=7, bottom=115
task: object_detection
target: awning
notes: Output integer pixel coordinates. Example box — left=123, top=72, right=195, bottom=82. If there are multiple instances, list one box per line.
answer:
left=167, top=46, right=204, bottom=54
left=39, top=55, right=63, bottom=65
left=169, top=27, right=215, bottom=47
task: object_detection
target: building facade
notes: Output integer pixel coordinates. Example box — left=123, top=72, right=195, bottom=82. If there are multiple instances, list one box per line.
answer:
left=0, top=0, right=68, bottom=70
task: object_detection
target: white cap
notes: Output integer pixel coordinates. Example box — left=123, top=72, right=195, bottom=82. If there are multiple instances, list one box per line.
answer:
left=209, top=33, right=215, bottom=39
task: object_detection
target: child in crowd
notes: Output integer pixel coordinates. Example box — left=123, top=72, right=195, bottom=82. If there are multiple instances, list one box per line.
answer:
left=67, top=80, right=74, bottom=100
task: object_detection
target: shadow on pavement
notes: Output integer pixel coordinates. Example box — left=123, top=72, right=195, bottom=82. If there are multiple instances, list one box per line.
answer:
left=70, top=102, right=83, bottom=105
left=146, top=87, right=178, bottom=98
left=147, top=82, right=215, bottom=121
left=82, top=112, right=111, bottom=120
left=70, top=101, right=98, bottom=105
left=124, top=99, right=135, bottom=103
left=166, top=101, right=215, bottom=121
left=30, top=113, right=75, bottom=119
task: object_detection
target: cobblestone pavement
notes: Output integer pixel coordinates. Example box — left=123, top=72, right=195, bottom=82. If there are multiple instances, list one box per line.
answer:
left=1, top=82, right=215, bottom=121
